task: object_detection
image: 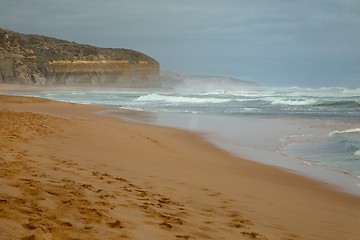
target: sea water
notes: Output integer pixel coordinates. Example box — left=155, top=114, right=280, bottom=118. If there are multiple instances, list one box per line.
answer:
left=5, top=86, right=360, bottom=194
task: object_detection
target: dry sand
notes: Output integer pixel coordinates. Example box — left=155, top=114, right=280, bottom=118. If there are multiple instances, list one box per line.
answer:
left=0, top=94, right=359, bottom=240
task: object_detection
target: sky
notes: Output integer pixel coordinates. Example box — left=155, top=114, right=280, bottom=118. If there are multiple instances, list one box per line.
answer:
left=0, top=0, right=359, bottom=87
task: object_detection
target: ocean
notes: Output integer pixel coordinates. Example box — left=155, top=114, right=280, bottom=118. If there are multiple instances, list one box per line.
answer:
left=5, top=86, right=360, bottom=195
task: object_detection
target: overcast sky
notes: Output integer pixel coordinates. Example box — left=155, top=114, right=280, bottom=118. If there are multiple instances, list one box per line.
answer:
left=1, top=0, right=359, bottom=87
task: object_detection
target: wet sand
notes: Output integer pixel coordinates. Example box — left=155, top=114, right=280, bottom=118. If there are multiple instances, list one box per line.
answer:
left=1, top=94, right=360, bottom=240
left=109, top=110, right=360, bottom=196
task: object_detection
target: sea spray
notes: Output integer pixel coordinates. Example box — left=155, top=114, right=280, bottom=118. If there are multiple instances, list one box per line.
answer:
left=135, top=93, right=231, bottom=104
left=17, top=87, right=360, bottom=118
left=354, top=150, right=360, bottom=157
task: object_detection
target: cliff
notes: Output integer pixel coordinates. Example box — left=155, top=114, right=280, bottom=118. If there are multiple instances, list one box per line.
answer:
left=0, top=28, right=160, bottom=87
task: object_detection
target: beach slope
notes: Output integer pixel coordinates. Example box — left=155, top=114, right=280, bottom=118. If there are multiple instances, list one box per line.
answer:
left=0, top=95, right=359, bottom=240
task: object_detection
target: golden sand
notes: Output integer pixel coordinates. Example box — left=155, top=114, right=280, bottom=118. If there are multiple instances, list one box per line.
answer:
left=0, top=95, right=359, bottom=240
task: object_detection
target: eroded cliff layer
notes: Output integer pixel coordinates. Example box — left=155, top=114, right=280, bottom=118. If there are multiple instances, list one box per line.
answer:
left=0, top=28, right=160, bottom=87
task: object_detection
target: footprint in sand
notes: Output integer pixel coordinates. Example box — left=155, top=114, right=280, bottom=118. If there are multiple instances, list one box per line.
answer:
left=228, top=211, right=253, bottom=229
left=176, top=235, right=194, bottom=239
left=107, top=219, right=124, bottom=229
left=159, top=221, right=172, bottom=230
left=20, top=234, right=36, bottom=240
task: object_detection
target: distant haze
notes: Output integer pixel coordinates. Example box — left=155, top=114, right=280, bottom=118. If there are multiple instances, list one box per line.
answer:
left=1, top=0, right=359, bottom=87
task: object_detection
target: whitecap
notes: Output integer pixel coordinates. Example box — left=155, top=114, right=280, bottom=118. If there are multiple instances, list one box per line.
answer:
left=135, top=93, right=231, bottom=104
left=302, top=160, right=312, bottom=166
left=354, top=150, right=360, bottom=156
left=329, top=128, right=360, bottom=137
left=269, top=98, right=318, bottom=106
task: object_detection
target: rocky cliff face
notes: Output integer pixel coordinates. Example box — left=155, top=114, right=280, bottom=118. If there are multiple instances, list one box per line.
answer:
left=0, top=28, right=160, bottom=87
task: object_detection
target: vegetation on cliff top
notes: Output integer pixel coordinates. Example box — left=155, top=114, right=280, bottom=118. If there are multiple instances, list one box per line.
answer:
left=0, top=27, right=159, bottom=86
left=0, top=28, right=158, bottom=64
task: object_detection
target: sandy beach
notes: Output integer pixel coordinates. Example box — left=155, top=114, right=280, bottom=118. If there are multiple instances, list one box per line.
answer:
left=1, top=94, right=360, bottom=240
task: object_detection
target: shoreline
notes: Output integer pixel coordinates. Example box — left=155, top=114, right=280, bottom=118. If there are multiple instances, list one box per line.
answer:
left=103, top=109, right=360, bottom=196
left=1, top=94, right=360, bottom=239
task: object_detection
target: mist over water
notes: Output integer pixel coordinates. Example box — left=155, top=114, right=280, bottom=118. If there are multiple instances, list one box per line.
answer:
left=31, top=86, right=360, bottom=117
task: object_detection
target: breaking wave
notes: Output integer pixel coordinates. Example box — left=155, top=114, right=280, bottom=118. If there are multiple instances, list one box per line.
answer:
left=328, top=128, right=360, bottom=159
left=135, top=93, right=231, bottom=104
left=269, top=98, right=360, bottom=107
left=269, top=98, right=319, bottom=106
left=329, top=128, right=360, bottom=137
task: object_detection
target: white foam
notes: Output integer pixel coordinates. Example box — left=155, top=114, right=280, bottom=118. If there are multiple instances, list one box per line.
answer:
left=354, top=150, right=360, bottom=156
left=268, top=97, right=318, bottom=106
left=302, top=160, right=312, bottom=166
left=329, top=128, right=360, bottom=137
left=199, top=87, right=360, bottom=99
left=136, top=93, right=231, bottom=104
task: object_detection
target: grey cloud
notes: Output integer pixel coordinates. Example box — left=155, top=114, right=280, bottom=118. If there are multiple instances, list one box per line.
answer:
left=0, top=0, right=359, bottom=87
